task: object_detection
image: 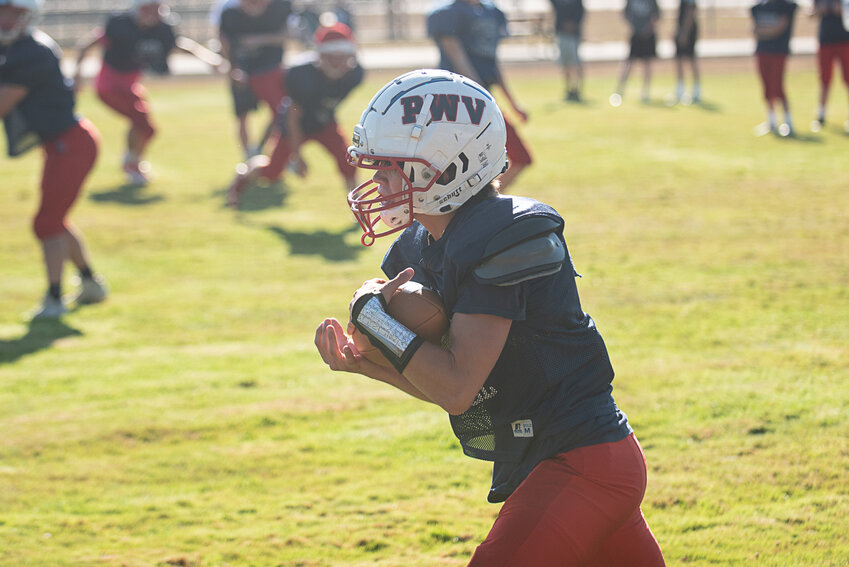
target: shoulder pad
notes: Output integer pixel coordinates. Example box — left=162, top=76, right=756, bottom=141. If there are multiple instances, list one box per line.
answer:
left=473, top=216, right=566, bottom=286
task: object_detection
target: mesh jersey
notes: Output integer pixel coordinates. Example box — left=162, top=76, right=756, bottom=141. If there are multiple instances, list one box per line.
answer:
left=219, top=0, right=291, bottom=74
left=101, top=13, right=177, bottom=74
left=0, top=30, right=77, bottom=155
left=752, top=0, right=798, bottom=54
left=278, top=59, right=363, bottom=135
left=427, top=1, right=508, bottom=89
left=381, top=193, right=632, bottom=502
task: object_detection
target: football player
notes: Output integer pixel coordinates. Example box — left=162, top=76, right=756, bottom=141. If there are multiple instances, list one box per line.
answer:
left=72, top=0, right=221, bottom=185
left=315, top=70, right=666, bottom=566
left=811, top=0, right=849, bottom=131
left=673, top=0, right=700, bottom=104
left=227, top=22, right=363, bottom=208
left=427, top=0, right=532, bottom=192
left=218, top=0, right=292, bottom=158
left=0, top=0, right=107, bottom=318
left=751, top=0, right=798, bottom=136
left=612, top=0, right=660, bottom=105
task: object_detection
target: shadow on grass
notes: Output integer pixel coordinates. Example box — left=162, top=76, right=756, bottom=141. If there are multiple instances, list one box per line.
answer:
left=0, top=318, right=84, bottom=365
left=265, top=223, right=363, bottom=262
left=221, top=180, right=289, bottom=212
left=88, top=183, right=165, bottom=205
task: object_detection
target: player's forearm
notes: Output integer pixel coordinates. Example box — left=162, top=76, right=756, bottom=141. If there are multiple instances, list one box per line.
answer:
left=402, top=342, right=492, bottom=416
left=438, top=38, right=481, bottom=84
left=364, top=364, right=437, bottom=404
left=0, top=85, right=28, bottom=118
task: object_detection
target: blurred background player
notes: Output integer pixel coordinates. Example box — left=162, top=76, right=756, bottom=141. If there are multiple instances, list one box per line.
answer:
left=811, top=0, right=849, bottom=131
left=612, top=0, right=660, bottom=106
left=427, top=0, right=532, bottom=192
left=227, top=22, right=363, bottom=208
left=673, top=0, right=701, bottom=104
left=1, top=0, right=107, bottom=318
left=751, top=0, right=797, bottom=136
left=550, top=0, right=585, bottom=102
left=73, top=0, right=221, bottom=186
left=218, top=0, right=292, bottom=159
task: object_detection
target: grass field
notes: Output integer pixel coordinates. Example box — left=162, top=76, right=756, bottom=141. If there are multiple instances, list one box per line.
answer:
left=2, top=60, right=848, bottom=566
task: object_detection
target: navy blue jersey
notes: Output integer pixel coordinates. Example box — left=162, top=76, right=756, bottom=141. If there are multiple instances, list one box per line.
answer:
left=427, top=1, right=507, bottom=89
left=752, top=0, right=797, bottom=54
left=280, top=59, right=363, bottom=135
left=815, top=0, right=849, bottom=43
left=219, top=0, right=291, bottom=74
left=0, top=31, right=77, bottom=155
left=381, top=193, right=632, bottom=503
left=625, top=0, right=660, bottom=34
left=550, top=0, right=585, bottom=32
left=102, top=13, right=177, bottom=74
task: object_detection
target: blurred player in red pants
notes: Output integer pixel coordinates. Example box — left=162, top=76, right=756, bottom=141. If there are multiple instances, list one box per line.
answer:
left=73, top=0, right=222, bottom=185
left=218, top=0, right=292, bottom=158
left=751, top=0, right=797, bottom=136
left=1, top=0, right=108, bottom=318
left=227, top=22, right=363, bottom=208
left=811, top=0, right=849, bottom=131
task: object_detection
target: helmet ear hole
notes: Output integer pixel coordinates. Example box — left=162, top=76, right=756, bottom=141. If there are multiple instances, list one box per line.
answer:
left=436, top=163, right=457, bottom=186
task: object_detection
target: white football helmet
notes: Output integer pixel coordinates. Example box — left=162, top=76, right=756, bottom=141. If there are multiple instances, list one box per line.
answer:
left=0, top=0, right=43, bottom=45
left=347, top=69, right=508, bottom=245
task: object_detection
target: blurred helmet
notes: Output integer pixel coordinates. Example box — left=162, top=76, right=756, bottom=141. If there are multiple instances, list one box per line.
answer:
left=314, top=22, right=355, bottom=55
left=0, top=0, right=43, bottom=45
left=347, top=69, right=507, bottom=245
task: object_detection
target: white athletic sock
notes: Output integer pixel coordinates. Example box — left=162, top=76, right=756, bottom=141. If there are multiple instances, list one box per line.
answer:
left=676, top=80, right=684, bottom=99
left=817, top=104, right=826, bottom=121
left=768, top=110, right=777, bottom=128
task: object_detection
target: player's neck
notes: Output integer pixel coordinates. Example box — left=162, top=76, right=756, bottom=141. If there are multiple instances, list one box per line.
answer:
left=416, top=212, right=455, bottom=242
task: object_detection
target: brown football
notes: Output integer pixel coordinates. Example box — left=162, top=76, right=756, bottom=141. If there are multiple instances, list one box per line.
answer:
left=352, top=281, right=449, bottom=367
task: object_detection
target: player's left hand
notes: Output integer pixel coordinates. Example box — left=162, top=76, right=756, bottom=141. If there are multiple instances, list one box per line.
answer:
left=347, top=268, right=415, bottom=322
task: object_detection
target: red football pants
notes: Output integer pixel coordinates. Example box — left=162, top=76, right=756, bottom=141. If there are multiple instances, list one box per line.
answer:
left=818, top=41, right=849, bottom=91
left=95, top=64, right=155, bottom=142
left=468, top=434, right=665, bottom=567
left=261, top=121, right=355, bottom=182
left=35, top=119, right=100, bottom=240
left=249, top=67, right=286, bottom=112
left=756, top=53, right=788, bottom=103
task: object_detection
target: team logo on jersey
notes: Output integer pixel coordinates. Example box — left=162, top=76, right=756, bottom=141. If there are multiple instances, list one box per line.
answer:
left=400, top=94, right=486, bottom=125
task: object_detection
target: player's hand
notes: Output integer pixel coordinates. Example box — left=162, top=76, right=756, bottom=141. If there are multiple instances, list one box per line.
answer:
left=513, top=105, right=529, bottom=123
left=315, top=317, right=378, bottom=373
left=347, top=267, right=414, bottom=322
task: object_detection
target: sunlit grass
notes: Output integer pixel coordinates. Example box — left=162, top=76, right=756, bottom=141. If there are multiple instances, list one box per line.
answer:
left=1, top=63, right=848, bottom=566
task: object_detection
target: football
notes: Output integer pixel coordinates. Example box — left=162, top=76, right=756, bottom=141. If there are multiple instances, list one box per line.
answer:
left=352, top=281, right=449, bottom=367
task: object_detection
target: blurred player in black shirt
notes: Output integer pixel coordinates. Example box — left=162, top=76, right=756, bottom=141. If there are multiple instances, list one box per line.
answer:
left=227, top=23, right=363, bottom=208
left=73, top=0, right=222, bottom=185
left=1, top=0, right=108, bottom=318
left=218, top=0, right=292, bottom=158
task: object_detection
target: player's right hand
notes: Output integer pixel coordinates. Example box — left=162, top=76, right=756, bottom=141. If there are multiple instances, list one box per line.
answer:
left=315, top=317, right=378, bottom=374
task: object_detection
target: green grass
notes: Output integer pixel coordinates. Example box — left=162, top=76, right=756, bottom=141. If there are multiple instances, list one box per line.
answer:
left=1, top=62, right=848, bottom=566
